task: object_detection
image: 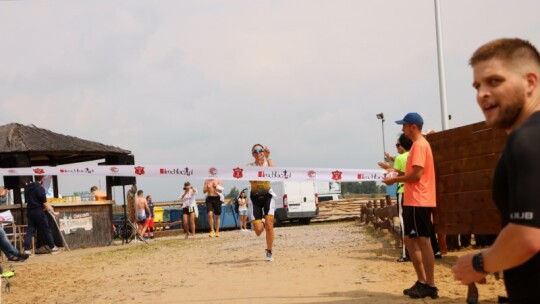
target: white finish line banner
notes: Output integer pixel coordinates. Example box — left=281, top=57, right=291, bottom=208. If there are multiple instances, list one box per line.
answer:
left=0, top=165, right=394, bottom=182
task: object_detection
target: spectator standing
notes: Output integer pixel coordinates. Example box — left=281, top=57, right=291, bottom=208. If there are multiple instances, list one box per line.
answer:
left=135, top=190, right=150, bottom=238
left=145, top=195, right=155, bottom=239
left=203, top=178, right=223, bottom=237
left=181, top=182, right=197, bottom=239
left=452, top=38, right=540, bottom=303
left=238, top=191, right=248, bottom=231
left=23, top=176, right=59, bottom=254
left=383, top=113, right=438, bottom=299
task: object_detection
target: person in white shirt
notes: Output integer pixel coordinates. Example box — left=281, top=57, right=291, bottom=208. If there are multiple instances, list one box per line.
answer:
left=180, top=182, right=197, bottom=239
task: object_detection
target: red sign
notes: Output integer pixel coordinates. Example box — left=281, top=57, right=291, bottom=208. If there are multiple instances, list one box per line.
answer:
left=357, top=174, right=364, bottom=180
left=134, top=166, right=145, bottom=175
left=33, top=168, right=45, bottom=174
left=233, top=167, right=243, bottom=179
left=331, top=170, right=342, bottom=181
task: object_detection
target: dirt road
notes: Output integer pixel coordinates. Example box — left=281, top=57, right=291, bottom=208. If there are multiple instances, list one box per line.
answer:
left=2, top=221, right=505, bottom=303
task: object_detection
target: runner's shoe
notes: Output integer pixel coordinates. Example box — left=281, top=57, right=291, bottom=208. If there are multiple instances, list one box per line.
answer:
left=215, top=232, right=220, bottom=237
left=408, top=283, right=439, bottom=299
left=50, top=246, right=60, bottom=254
left=403, top=281, right=424, bottom=296
left=209, top=231, right=215, bottom=237
left=265, top=249, right=273, bottom=262
left=23, top=250, right=32, bottom=255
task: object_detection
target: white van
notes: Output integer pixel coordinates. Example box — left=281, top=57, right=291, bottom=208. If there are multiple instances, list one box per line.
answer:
left=240, top=181, right=319, bottom=226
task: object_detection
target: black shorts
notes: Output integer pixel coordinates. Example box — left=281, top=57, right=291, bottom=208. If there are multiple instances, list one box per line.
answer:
left=182, top=207, right=195, bottom=215
left=402, top=206, right=433, bottom=238
left=249, top=192, right=275, bottom=221
left=205, top=196, right=222, bottom=215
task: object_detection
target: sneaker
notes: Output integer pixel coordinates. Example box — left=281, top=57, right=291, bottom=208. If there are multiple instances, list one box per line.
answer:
left=7, top=255, right=25, bottom=262
left=265, top=249, right=273, bottom=262
left=403, top=281, right=424, bottom=296
left=209, top=231, right=215, bottom=237
left=215, top=232, right=220, bottom=237
left=50, top=246, right=60, bottom=254
left=434, top=252, right=443, bottom=259
left=17, top=253, right=30, bottom=260
left=23, top=250, right=32, bottom=255
left=396, top=256, right=410, bottom=263
left=408, top=283, right=439, bottom=299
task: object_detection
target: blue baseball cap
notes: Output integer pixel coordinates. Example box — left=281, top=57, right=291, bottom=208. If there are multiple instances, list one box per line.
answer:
left=395, top=112, right=424, bottom=127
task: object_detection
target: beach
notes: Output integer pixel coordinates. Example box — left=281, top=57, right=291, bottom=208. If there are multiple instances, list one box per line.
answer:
left=2, top=221, right=505, bottom=304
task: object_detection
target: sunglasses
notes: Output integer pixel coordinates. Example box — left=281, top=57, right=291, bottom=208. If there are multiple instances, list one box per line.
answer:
left=252, top=148, right=264, bottom=154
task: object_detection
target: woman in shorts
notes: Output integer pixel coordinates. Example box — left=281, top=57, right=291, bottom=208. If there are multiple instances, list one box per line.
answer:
left=238, top=191, right=248, bottom=231
left=180, top=182, right=197, bottom=239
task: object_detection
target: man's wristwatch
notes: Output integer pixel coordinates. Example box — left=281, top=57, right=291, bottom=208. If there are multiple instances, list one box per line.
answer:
left=472, top=252, right=489, bottom=275
left=266, top=156, right=272, bottom=160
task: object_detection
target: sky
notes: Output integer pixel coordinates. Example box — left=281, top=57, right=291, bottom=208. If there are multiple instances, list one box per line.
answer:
left=1, top=0, right=539, bottom=202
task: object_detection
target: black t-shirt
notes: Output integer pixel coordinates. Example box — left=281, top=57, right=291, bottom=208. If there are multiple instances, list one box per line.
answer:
left=493, top=111, right=540, bottom=302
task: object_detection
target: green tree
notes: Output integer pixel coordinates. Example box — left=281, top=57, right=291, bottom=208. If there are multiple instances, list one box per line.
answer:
left=226, top=186, right=240, bottom=199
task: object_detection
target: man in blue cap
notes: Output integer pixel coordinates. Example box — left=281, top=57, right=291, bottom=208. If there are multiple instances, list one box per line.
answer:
left=383, top=112, right=438, bottom=299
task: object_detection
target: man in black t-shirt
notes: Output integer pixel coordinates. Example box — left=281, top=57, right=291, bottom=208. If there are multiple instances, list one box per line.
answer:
left=452, top=38, right=540, bottom=303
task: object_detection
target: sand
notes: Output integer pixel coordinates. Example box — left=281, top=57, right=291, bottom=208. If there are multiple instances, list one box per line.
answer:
left=1, top=221, right=506, bottom=304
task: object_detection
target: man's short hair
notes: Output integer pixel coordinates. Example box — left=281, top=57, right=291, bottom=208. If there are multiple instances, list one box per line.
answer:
left=398, top=133, right=413, bottom=151
left=137, top=190, right=143, bottom=196
left=34, top=176, right=45, bottom=182
left=469, top=38, right=540, bottom=67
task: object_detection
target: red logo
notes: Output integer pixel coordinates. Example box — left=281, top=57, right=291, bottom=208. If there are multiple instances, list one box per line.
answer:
left=8, top=169, right=16, bottom=174
left=134, top=166, right=145, bottom=175
left=110, top=167, right=119, bottom=173
left=357, top=174, right=364, bottom=180
left=33, top=168, right=45, bottom=174
left=332, top=170, right=342, bottom=181
left=307, top=170, right=316, bottom=179
left=233, top=167, right=243, bottom=179
left=209, top=167, right=217, bottom=176
left=258, top=171, right=264, bottom=177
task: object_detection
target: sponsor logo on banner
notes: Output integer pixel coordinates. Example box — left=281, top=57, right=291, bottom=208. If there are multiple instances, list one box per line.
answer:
left=332, top=170, right=342, bottom=181
left=33, top=168, right=45, bottom=174
left=8, top=169, right=16, bottom=174
left=357, top=173, right=386, bottom=180
left=233, top=167, right=243, bottom=179
left=258, top=170, right=292, bottom=179
left=159, top=167, right=193, bottom=176
left=110, top=167, right=120, bottom=173
left=134, top=166, right=145, bottom=175
left=307, top=170, right=316, bottom=179
left=59, top=168, right=95, bottom=174
left=209, top=167, right=218, bottom=176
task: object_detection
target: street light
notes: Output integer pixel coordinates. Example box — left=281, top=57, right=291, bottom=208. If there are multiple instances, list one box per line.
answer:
left=376, top=113, right=386, bottom=160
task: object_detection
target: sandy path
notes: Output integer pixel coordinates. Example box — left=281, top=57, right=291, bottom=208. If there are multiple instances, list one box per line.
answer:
left=2, top=221, right=505, bottom=303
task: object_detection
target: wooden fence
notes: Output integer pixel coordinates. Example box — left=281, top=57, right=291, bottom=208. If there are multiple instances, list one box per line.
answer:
left=428, top=121, right=507, bottom=235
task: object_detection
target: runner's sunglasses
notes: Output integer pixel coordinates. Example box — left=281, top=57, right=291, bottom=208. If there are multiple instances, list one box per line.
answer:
left=252, top=148, right=264, bottom=154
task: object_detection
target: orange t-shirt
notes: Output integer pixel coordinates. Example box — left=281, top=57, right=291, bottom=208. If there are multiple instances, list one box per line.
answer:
left=404, top=137, right=436, bottom=207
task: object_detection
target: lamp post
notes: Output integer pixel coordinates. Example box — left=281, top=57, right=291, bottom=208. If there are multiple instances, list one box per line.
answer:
left=376, top=113, right=386, bottom=160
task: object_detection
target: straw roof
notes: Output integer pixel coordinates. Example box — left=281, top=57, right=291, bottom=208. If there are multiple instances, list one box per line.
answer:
left=0, top=123, right=131, bottom=166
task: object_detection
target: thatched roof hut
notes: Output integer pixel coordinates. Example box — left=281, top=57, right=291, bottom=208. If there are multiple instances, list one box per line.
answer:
left=0, top=123, right=134, bottom=205
left=0, top=123, right=130, bottom=166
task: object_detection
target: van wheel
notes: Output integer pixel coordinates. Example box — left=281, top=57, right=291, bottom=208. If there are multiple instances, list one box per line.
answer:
left=299, top=218, right=311, bottom=225
left=274, top=217, right=283, bottom=227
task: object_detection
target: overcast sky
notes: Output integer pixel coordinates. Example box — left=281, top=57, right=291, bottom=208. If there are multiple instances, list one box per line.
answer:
left=1, top=1, right=538, bottom=201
